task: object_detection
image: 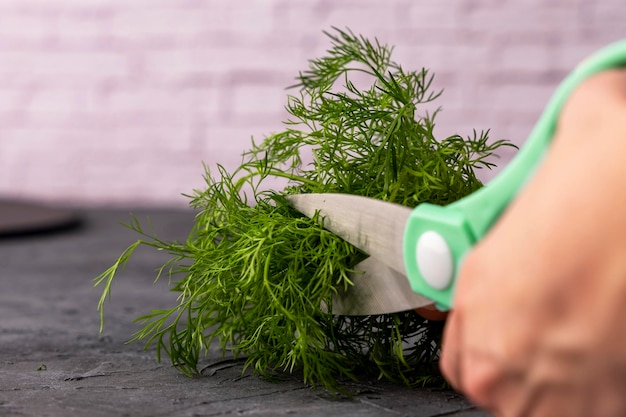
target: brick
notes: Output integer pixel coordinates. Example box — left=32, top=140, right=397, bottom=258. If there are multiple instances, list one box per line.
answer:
left=140, top=46, right=301, bottom=85
left=492, top=42, right=555, bottom=73
left=111, top=8, right=212, bottom=40
left=324, top=5, right=397, bottom=37
left=0, top=88, right=28, bottom=111
left=205, top=125, right=282, bottom=156
left=478, top=81, right=554, bottom=114
left=26, top=88, right=90, bottom=115
left=393, top=41, right=493, bottom=79
left=109, top=4, right=276, bottom=45
left=51, top=11, right=113, bottom=40
left=0, top=51, right=128, bottom=78
left=463, top=2, right=580, bottom=38
left=272, top=0, right=333, bottom=32
left=0, top=12, right=51, bottom=41
left=397, top=1, right=461, bottom=31
left=104, top=86, right=197, bottom=114
left=229, top=83, right=288, bottom=118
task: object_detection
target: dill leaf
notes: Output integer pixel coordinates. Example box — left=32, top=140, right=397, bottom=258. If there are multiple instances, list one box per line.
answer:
left=94, top=28, right=515, bottom=394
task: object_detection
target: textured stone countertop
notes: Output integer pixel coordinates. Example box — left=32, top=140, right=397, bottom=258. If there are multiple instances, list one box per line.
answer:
left=0, top=207, right=490, bottom=417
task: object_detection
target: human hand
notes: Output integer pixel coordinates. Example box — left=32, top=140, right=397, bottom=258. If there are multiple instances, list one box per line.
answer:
left=440, top=69, right=626, bottom=417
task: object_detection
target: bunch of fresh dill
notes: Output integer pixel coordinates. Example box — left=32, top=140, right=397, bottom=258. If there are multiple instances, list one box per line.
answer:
left=95, top=28, right=513, bottom=393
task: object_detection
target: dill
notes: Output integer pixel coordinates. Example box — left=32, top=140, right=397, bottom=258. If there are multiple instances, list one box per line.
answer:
left=95, top=28, right=514, bottom=394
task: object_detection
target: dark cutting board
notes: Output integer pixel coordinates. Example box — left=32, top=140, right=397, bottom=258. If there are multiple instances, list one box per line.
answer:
left=0, top=200, right=81, bottom=237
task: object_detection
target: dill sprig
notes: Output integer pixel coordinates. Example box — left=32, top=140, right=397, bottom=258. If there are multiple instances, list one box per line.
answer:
left=95, top=28, right=514, bottom=394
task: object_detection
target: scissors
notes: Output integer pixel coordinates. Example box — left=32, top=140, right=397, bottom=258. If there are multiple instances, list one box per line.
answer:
left=287, top=40, right=626, bottom=315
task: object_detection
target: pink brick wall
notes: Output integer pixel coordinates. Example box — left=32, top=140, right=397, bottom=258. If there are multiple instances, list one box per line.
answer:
left=0, top=0, right=623, bottom=207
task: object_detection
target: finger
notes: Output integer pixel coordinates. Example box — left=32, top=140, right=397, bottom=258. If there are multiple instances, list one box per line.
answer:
left=440, top=310, right=463, bottom=391
left=461, top=352, right=511, bottom=413
left=441, top=309, right=516, bottom=413
left=441, top=312, right=505, bottom=413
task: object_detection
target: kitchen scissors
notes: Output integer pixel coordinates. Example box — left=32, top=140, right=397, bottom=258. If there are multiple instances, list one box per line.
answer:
left=288, top=39, right=626, bottom=315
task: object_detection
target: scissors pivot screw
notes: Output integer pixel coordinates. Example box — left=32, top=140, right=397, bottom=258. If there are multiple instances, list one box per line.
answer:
left=415, top=230, right=453, bottom=290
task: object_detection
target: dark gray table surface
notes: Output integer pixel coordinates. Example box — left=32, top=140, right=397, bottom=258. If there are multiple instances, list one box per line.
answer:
left=0, top=207, right=491, bottom=417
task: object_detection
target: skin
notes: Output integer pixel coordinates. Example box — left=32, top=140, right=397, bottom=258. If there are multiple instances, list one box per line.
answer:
left=440, top=69, right=626, bottom=417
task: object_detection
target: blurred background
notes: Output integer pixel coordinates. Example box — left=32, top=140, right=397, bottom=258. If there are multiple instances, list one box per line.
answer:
left=0, top=0, right=623, bottom=208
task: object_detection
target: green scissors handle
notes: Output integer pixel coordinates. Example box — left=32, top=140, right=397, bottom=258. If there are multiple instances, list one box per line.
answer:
left=404, top=39, right=626, bottom=310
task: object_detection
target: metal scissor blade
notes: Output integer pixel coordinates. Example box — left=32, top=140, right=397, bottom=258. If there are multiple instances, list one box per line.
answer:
left=332, top=257, right=432, bottom=315
left=286, top=193, right=411, bottom=276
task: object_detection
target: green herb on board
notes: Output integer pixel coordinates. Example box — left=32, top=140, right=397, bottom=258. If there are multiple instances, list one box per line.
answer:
left=95, top=28, right=514, bottom=394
